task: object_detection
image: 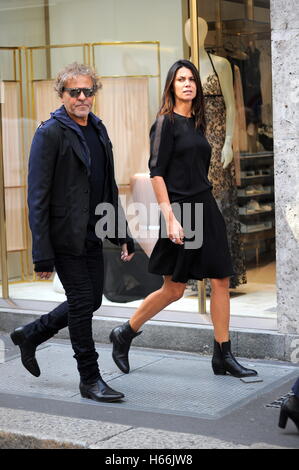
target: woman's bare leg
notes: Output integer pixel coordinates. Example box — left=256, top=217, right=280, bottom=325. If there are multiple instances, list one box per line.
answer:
left=210, top=277, right=230, bottom=343
left=210, top=277, right=258, bottom=376
left=129, top=275, right=186, bottom=332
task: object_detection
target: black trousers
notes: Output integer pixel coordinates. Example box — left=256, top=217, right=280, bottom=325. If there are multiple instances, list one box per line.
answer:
left=23, top=239, right=104, bottom=384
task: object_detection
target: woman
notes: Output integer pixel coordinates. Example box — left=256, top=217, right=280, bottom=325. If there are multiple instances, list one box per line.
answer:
left=110, top=59, right=257, bottom=378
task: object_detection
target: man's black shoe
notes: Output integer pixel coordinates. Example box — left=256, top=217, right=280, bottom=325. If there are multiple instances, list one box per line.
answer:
left=80, top=377, right=125, bottom=402
left=10, top=327, right=40, bottom=377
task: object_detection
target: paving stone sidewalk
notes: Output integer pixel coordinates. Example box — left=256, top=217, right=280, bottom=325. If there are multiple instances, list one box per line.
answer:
left=0, top=334, right=298, bottom=449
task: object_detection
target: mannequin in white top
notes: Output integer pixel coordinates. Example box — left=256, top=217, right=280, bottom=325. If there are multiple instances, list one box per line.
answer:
left=185, top=17, right=235, bottom=169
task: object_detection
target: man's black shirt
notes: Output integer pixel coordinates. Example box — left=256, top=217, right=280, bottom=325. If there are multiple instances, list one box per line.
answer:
left=78, top=118, right=106, bottom=241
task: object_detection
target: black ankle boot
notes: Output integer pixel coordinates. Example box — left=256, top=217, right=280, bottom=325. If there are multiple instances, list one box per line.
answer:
left=109, top=321, right=142, bottom=373
left=10, top=327, right=40, bottom=377
left=279, top=395, right=299, bottom=432
left=212, top=339, right=257, bottom=378
left=80, top=376, right=124, bottom=403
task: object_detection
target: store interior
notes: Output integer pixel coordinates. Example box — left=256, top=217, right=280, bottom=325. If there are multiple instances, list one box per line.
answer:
left=0, top=0, right=276, bottom=328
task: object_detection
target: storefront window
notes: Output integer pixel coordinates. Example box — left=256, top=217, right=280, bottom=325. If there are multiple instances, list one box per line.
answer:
left=193, top=0, right=275, bottom=330
left=0, top=0, right=276, bottom=332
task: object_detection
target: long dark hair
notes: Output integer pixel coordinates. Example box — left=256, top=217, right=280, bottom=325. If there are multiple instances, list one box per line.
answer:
left=158, top=59, right=206, bottom=132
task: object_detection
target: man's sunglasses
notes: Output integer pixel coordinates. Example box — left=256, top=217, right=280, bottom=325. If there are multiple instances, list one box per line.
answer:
left=63, top=87, right=95, bottom=98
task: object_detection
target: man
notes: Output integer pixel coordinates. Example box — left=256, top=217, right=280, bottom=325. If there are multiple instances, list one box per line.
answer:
left=10, top=63, right=134, bottom=403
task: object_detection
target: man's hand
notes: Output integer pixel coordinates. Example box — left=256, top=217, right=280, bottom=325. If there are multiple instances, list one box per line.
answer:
left=120, top=243, right=135, bottom=262
left=36, top=272, right=53, bottom=280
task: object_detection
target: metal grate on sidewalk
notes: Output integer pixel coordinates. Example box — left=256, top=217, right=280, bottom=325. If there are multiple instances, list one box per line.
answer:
left=265, top=392, right=294, bottom=408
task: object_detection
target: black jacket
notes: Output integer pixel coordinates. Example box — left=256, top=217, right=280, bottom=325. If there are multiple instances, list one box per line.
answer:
left=28, top=106, right=134, bottom=267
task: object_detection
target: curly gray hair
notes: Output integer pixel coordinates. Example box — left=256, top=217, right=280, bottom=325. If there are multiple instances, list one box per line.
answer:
left=54, top=62, right=102, bottom=97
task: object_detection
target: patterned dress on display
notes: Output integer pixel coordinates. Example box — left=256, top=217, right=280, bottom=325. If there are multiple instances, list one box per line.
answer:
left=195, top=53, right=247, bottom=292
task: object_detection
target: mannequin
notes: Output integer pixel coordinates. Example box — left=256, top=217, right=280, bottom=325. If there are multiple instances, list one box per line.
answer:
left=185, top=17, right=246, bottom=291
left=185, top=17, right=235, bottom=169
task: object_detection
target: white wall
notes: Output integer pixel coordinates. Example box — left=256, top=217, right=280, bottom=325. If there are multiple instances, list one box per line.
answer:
left=0, top=1, right=45, bottom=80
left=48, top=0, right=184, bottom=122
left=0, top=1, right=45, bottom=46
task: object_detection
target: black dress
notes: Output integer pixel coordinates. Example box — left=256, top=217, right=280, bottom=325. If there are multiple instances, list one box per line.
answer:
left=148, top=112, right=234, bottom=283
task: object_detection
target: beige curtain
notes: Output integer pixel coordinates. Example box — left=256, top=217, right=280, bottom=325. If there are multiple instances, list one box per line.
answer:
left=2, top=81, right=26, bottom=251
left=96, top=77, right=150, bottom=185
left=2, top=81, right=60, bottom=252
left=33, top=80, right=61, bottom=125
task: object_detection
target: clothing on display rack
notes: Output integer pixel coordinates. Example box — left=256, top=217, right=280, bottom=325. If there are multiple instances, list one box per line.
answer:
left=227, top=59, right=248, bottom=152
left=224, top=42, right=249, bottom=62
left=258, top=40, right=273, bottom=127
left=226, top=37, right=273, bottom=154
left=243, top=43, right=263, bottom=126
left=232, top=64, right=248, bottom=186
left=229, top=43, right=263, bottom=128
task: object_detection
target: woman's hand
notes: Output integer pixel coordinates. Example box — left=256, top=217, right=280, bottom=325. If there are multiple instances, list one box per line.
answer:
left=151, top=177, right=184, bottom=245
left=167, top=214, right=185, bottom=245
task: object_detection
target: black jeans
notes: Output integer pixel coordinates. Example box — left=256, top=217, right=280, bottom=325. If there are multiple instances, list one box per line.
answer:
left=24, top=239, right=104, bottom=384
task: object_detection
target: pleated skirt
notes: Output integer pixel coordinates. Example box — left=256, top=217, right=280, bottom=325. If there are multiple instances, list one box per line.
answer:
left=148, top=189, right=235, bottom=283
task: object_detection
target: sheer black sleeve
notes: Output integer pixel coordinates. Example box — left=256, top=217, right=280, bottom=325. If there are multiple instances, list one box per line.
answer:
left=148, top=115, right=174, bottom=178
